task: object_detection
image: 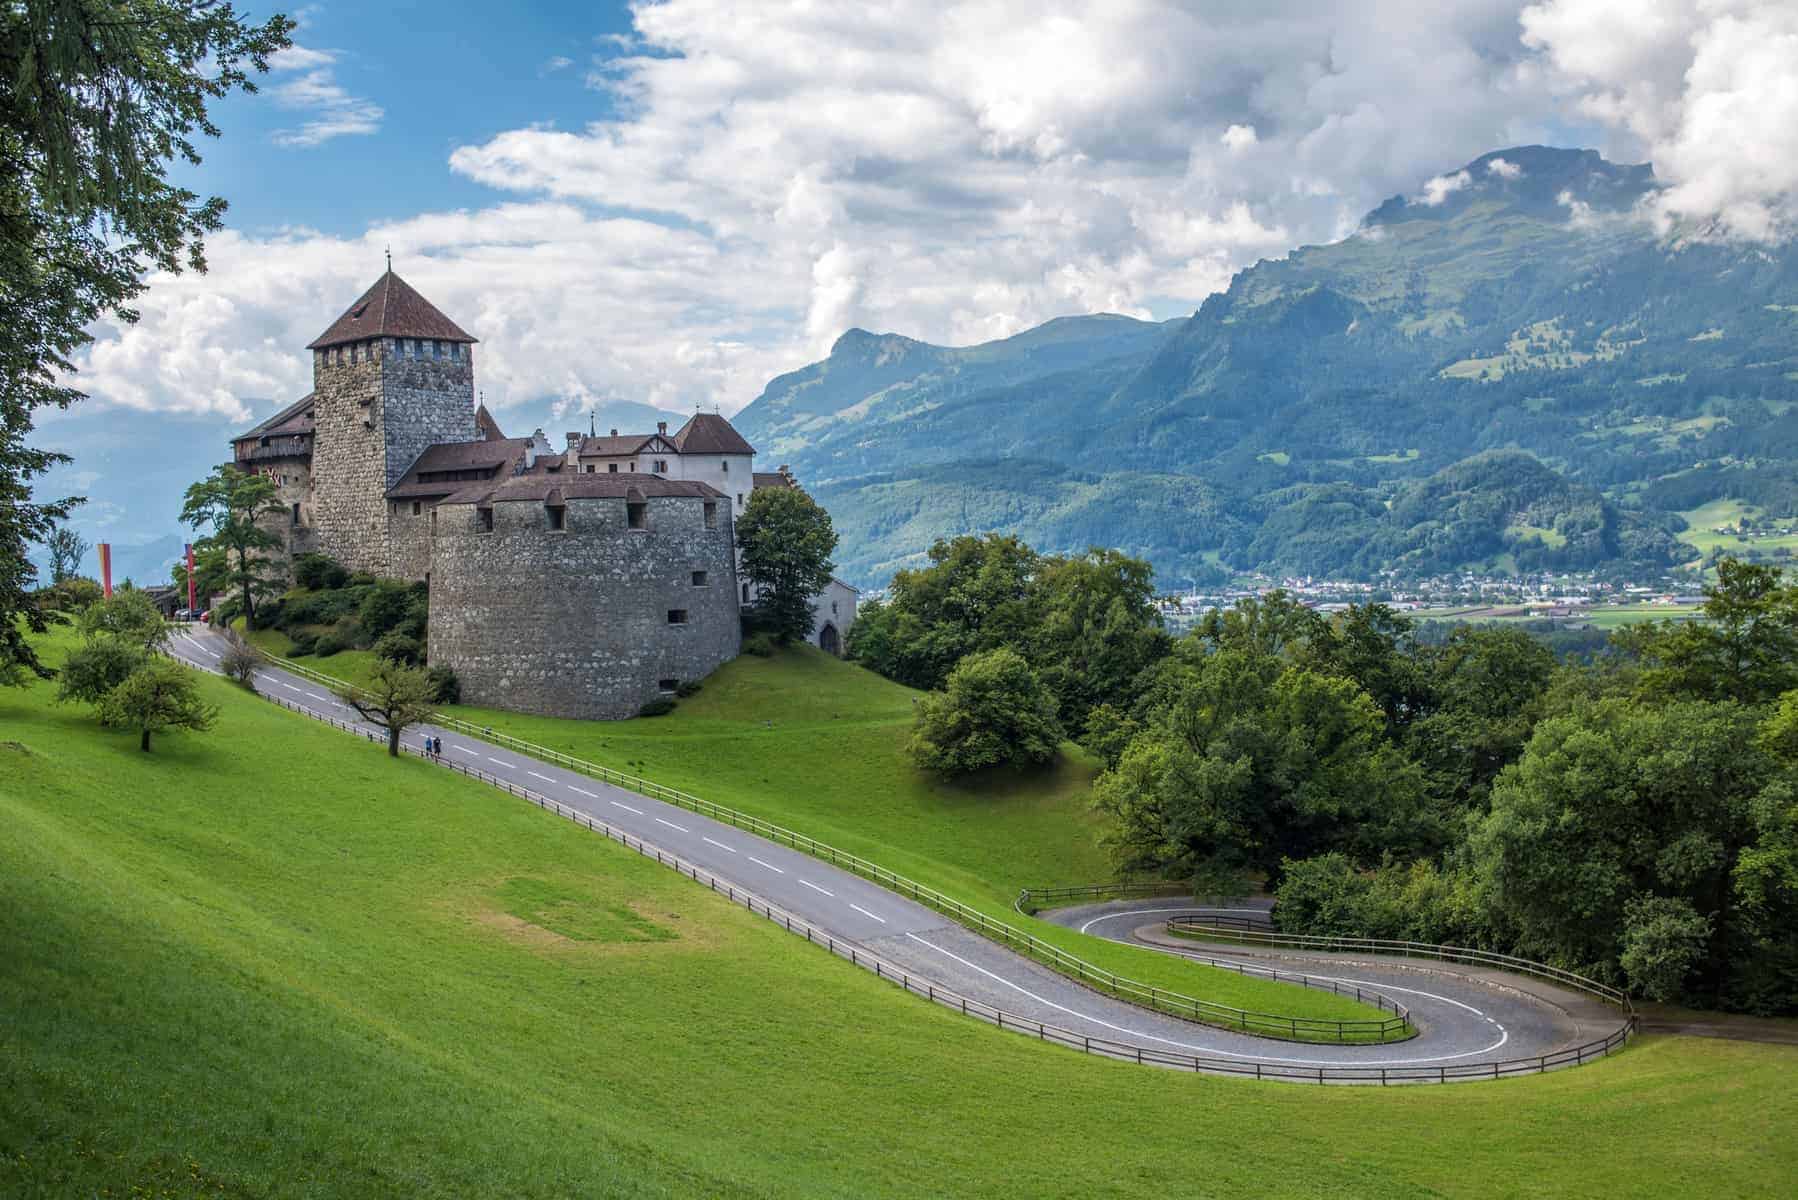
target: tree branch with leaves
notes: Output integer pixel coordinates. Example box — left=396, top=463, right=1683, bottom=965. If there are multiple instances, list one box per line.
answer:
left=336, top=661, right=437, bottom=758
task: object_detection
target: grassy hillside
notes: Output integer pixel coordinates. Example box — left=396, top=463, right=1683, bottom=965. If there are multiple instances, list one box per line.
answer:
left=3, top=635, right=1796, bottom=1198
left=426, top=646, right=1395, bottom=1018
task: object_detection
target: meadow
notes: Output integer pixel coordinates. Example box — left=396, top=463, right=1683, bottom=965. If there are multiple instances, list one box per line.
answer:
left=4, top=634, right=1795, bottom=1198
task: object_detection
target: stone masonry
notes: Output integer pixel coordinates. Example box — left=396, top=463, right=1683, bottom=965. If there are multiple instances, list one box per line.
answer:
left=309, top=338, right=475, bottom=575
left=428, top=482, right=741, bottom=719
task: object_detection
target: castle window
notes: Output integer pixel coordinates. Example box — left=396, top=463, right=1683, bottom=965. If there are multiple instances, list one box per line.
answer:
left=657, top=678, right=678, bottom=693
left=583, top=464, right=594, bottom=474
left=691, top=570, right=708, bottom=586
left=291, top=503, right=301, bottom=527
left=736, top=493, right=744, bottom=508
left=666, top=609, right=688, bottom=625
left=721, top=460, right=729, bottom=473
left=629, top=462, right=637, bottom=472
left=703, top=501, right=718, bottom=529
left=742, top=582, right=751, bottom=604
left=653, top=459, right=668, bottom=474
left=627, top=501, right=648, bottom=530
left=477, top=507, right=494, bottom=533
left=607, top=463, right=618, bottom=474
left=411, top=500, right=422, bottom=516
left=546, top=504, right=565, bottom=531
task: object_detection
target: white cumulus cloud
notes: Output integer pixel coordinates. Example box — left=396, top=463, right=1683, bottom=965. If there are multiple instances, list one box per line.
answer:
left=268, top=44, right=383, bottom=147
left=1419, top=170, right=1474, bottom=205
left=1521, top=0, right=1798, bottom=239
left=1486, top=156, right=1524, bottom=178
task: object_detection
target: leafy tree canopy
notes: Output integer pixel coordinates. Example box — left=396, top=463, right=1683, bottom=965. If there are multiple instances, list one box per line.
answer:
left=906, top=646, right=1063, bottom=776
left=95, top=654, right=216, bottom=752
left=180, top=463, right=287, bottom=628
left=736, top=486, right=838, bottom=644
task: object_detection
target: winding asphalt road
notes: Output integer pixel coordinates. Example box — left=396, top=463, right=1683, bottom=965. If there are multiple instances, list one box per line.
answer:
left=168, top=625, right=1622, bottom=1079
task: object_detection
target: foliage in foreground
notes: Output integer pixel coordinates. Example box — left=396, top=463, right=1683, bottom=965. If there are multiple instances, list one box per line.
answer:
left=736, top=486, right=839, bottom=644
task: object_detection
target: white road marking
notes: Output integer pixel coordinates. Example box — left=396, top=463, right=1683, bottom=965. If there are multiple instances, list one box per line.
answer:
left=487, top=756, right=516, bottom=768
left=1077, top=906, right=1267, bottom=934
left=568, top=785, right=597, bottom=798
left=655, top=817, right=690, bottom=833
left=527, top=771, right=555, bottom=782
left=306, top=692, right=331, bottom=702
left=611, top=801, right=644, bottom=815
left=703, top=836, right=737, bottom=853
left=850, top=903, right=887, bottom=924
left=281, top=683, right=304, bottom=693
left=799, top=879, right=833, bottom=897
left=452, top=745, right=479, bottom=755
left=747, top=855, right=785, bottom=874
left=904, top=933, right=1508, bottom=1066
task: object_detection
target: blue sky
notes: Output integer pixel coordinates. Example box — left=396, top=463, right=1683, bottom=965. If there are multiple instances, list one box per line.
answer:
left=30, top=0, right=1794, bottom=584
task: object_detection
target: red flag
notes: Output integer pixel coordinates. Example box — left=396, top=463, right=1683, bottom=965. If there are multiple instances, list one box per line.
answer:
left=99, top=543, right=112, bottom=597
left=185, top=543, right=197, bottom=614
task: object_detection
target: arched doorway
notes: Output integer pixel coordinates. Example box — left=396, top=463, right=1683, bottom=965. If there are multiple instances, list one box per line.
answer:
left=818, top=622, right=840, bottom=656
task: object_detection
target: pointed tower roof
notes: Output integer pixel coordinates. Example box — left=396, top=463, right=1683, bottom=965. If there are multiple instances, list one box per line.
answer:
left=671, top=412, right=756, bottom=456
left=307, top=270, right=478, bottom=349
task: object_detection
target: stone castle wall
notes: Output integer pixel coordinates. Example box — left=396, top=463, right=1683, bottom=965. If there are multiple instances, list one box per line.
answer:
left=309, top=339, right=474, bottom=577
left=428, top=494, right=741, bottom=719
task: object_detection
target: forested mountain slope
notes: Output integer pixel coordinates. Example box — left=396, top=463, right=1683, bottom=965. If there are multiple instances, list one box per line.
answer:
left=734, top=146, right=1798, bottom=586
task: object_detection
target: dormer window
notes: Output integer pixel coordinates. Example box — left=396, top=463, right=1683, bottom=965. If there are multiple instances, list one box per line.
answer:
left=653, top=459, right=668, bottom=473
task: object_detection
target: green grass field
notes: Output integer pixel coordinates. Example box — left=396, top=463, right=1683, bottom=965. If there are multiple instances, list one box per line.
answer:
left=4, top=635, right=1795, bottom=1198
left=431, top=646, right=1406, bottom=1025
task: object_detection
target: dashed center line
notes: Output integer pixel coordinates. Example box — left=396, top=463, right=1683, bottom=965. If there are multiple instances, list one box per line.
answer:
left=281, top=683, right=303, bottom=693
left=747, top=855, right=785, bottom=874
left=568, top=785, right=597, bottom=798
left=487, top=757, right=516, bottom=768
left=452, top=745, right=479, bottom=755
left=527, top=771, right=555, bottom=782
left=305, top=692, right=331, bottom=702
left=702, top=836, right=737, bottom=853
left=655, top=817, right=690, bottom=833
left=798, top=879, right=834, bottom=897
left=612, top=801, right=644, bottom=815
left=849, top=903, right=887, bottom=924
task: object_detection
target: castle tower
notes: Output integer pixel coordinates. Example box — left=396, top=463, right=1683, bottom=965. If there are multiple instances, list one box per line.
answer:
left=306, top=270, right=478, bottom=575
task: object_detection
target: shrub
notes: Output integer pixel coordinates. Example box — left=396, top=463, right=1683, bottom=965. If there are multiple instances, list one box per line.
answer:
left=374, top=632, right=423, bottom=666
left=424, top=665, right=461, bottom=705
left=312, top=633, right=348, bottom=658
left=286, top=630, right=318, bottom=656
left=674, top=679, right=703, bottom=698
left=293, top=553, right=349, bottom=591
left=906, top=646, right=1064, bottom=776
left=638, top=697, right=677, bottom=717
left=742, top=633, right=777, bottom=657
left=358, top=582, right=414, bottom=640
left=328, top=615, right=365, bottom=649
left=217, top=631, right=264, bottom=690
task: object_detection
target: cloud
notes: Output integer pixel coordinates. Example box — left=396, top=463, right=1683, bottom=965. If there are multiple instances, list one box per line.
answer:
left=1486, top=156, right=1523, bottom=178
left=79, top=1, right=1663, bottom=425
left=541, top=55, right=574, bottom=75
left=268, top=44, right=383, bottom=147
left=1419, top=170, right=1474, bottom=205
left=1521, top=0, right=1798, bottom=239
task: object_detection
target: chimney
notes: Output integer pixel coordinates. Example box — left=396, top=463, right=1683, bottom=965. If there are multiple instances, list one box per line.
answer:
left=657, top=421, right=667, bottom=435
left=565, top=432, right=580, bottom=449
left=610, top=427, right=618, bottom=437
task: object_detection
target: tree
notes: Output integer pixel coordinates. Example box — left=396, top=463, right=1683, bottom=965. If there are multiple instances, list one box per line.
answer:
left=45, top=523, right=89, bottom=583
left=907, top=647, right=1064, bottom=775
left=1027, top=549, right=1168, bottom=735
left=848, top=534, right=1040, bottom=689
left=180, top=464, right=286, bottom=628
left=1091, top=650, right=1430, bottom=883
left=76, top=588, right=170, bottom=650
left=55, top=636, right=144, bottom=709
left=336, top=661, right=437, bottom=757
left=216, top=627, right=263, bottom=689
left=0, top=2, right=292, bottom=686
left=96, top=656, right=217, bottom=752
left=1616, top=560, right=1798, bottom=704
left=736, top=486, right=838, bottom=645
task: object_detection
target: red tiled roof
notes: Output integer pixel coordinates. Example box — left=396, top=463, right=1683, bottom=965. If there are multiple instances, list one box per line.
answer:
left=442, top=473, right=726, bottom=507
left=474, top=403, right=505, bottom=441
left=671, top=412, right=756, bottom=456
left=307, top=270, right=477, bottom=350
left=386, top=438, right=529, bottom=499
left=576, top=434, right=656, bottom=457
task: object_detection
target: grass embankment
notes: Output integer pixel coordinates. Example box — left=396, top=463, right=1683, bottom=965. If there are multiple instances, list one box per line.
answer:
left=3, top=636, right=1795, bottom=1198
left=426, top=644, right=1390, bottom=1027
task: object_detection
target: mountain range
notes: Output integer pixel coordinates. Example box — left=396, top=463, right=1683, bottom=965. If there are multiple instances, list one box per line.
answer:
left=734, top=146, right=1798, bottom=587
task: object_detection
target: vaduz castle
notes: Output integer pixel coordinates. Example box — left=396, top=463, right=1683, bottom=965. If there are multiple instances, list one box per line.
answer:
left=230, top=270, right=857, bottom=719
